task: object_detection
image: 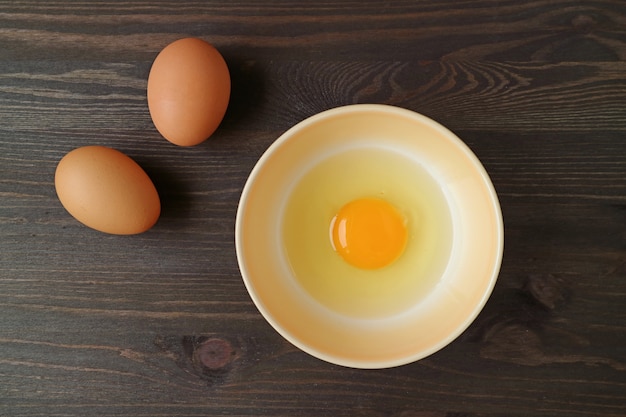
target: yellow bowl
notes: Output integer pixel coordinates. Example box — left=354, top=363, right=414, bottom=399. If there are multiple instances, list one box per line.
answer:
left=235, top=104, right=503, bottom=368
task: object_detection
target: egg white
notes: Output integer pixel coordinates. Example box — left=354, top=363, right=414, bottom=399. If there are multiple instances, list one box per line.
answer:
left=281, top=145, right=453, bottom=319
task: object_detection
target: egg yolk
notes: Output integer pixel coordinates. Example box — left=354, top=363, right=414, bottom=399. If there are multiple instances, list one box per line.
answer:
left=330, top=197, right=408, bottom=269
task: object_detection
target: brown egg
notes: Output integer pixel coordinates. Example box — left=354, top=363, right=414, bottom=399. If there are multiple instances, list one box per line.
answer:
left=147, top=37, right=231, bottom=146
left=55, top=146, right=160, bottom=235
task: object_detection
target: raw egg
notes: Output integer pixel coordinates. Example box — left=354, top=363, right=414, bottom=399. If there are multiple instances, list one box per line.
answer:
left=281, top=146, right=453, bottom=319
left=147, top=37, right=231, bottom=146
left=54, top=146, right=160, bottom=235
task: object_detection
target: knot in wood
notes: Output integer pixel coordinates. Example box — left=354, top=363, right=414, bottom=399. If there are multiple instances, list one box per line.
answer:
left=525, top=274, right=567, bottom=310
left=571, top=14, right=597, bottom=32
left=194, top=338, right=234, bottom=370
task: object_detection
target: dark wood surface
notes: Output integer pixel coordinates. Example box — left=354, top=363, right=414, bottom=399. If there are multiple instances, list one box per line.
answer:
left=1, top=1, right=625, bottom=416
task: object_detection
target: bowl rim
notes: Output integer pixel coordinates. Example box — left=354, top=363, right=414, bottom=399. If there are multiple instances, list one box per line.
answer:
left=235, top=103, right=504, bottom=368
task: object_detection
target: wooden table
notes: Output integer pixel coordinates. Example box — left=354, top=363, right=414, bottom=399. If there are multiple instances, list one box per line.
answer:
left=1, top=1, right=625, bottom=416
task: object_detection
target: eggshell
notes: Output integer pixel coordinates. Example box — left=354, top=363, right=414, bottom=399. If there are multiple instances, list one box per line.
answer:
left=147, top=37, right=231, bottom=146
left=55, top=146, right=161, bottom=235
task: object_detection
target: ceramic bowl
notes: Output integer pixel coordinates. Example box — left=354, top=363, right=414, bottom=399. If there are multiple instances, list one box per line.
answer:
left=235, top=104, right=503, bottom=368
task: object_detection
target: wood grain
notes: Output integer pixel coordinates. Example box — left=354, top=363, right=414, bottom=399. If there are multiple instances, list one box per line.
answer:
left=1, top=0, right=625, bottom=416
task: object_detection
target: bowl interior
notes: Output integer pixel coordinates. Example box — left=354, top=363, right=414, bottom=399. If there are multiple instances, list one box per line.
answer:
left=236, top=104, right=503, bottom=368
